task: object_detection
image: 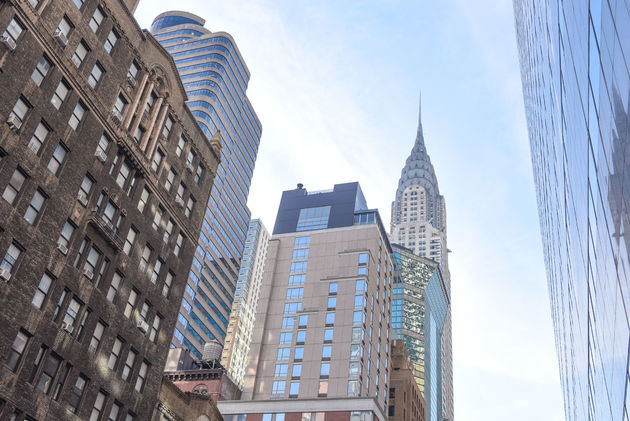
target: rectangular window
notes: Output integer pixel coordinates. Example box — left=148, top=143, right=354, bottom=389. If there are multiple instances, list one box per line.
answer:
left=162, top=272, right=173, bottom=298
left=104, top=29, right=118, bottom=54
left=89, top=391, right=107, bottom=421
left=281, top=317, right=295, bottom=329
left=289, top=382, right=299, bottom=396
left=36, top=352, right=61, bottom=394
left=286, top=287, right=304, bottom=300
left=127, top=61, right=139, bottom=79
left=3, top=17, right=24, bottom=43
left=149, top=314, right=161, bottom=343
left=292, top=364, right=302, bottom=378
left=296, top=206, right=331, bottom=231
left=298, top=314, right=308, bottom=328
left=279, top=332, right=292, bottom=345
left=185, top=196, right=195, bottom=218
left=78, top=175, right=94, bottom=205
left=162, top=116, right=173, bottom=139
left=164, top=219, right=174, bottom=244
left=151, top=150, right=164, bottom=172
left=67, top=374, right=87, bottom=413
left=329, top=282, right=338, bottom=295
left=165, top=169, right=176, bottom=192
left=9, top=97, right=29, bottom=125
left=63, top=297, right=82, bottom=328
left=2, top=169, right=26, bottom=205
left=176, top=136, right=186, bottom=157
left=174, top=233, right=184, bottom=257
left=71, top=41, right=88, bottom=67
left=292, top=249, right=309, bottom=260
left=113, top=94, right=127, bottom=119
left=277, top=348, right=290, bottom=361
left=296, top=330, right=306, bottom=344
left=69, top=102, right=86, bottom=130
left=144, top=92, right=156, bottom=114
left=5, top=330, right=29, bottom=372
left=124, top=289, right=137, bottom=318
left=72, top=0, right=84, bottom=9
left=1, top=242, right=22, bottom=274
left=283, top=302, right=302, bottom=314
left=139, top=245, right=151, bottom=274
left=150, top=258, right=162, bottom=284
left=321, top=345, right=332, bottom=359
left=320, top=362, right=330, bottom=377
left=121, top=350, right=136, bottom=381
left=107, top=272, right=122, bottom=302
left=31, top=55, right=52, bottom=86
left=272, top=381, right=286, bottom=395
left=294, top=347, right=304, bottom=360
left=325, top=312, right=335, bottom=326
left=57, top=16, right=72, bottom=38
left=115, top=161, right=131, bottom=189
left=294, top=236, right=311, bottom=248
left=123, top=227, right=137, bottom=255
left=52, top=362, right=71, bottom=400
left=89, top=321, right=105, bottom=353
left=108, top=402, right=121, bottom=421
left=138, top=187, right=150, bottom=212
left=89, top=7, right=104, bottom=33
left=28, top=122, right=49, bottom=154
left=88, top=62, right=104, bottom=88
left=96, top=133, right=111, bottom=157
left=327, top=296, right=336, bottom=309
left=152, top=206, right=163, bottom=231
left=324, top=328, right=333, bottom=342
left=195, top=164, right=204, bottom=184
left=32, top=272, right=53, bottom=309
left=133, top=125, right=145, bottom=142
left=290, top=261, right=307, bottom=273
left=51, top=80, right=70, bottom=109
left=47, top=143, right=67, bottom=175
left=134, top=361, right=148, bottom=392
left=107, top=338, right=123, bottom=370
left=24, top=189, right=46, bottom=224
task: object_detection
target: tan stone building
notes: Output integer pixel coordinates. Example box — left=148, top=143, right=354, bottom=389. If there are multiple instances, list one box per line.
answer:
left=0, top=0, right=220, bottom=419
left=387, top=340, right=425, bottom=421
left=153, top=377, right=222, bottom=421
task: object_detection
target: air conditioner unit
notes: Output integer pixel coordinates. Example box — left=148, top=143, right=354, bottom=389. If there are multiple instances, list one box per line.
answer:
left=62, top=322, right=74, bottom=334
left=175, top=197, right=185, bottom=207
left=77, top=191, right=88, bottom=206
left=137, top=319, right=149, bottom=334
left=0, top=268, right=11, bottom=281
left=54, top=29, right=68, bottom=47
left=83, top=268, right=94, bottom=280
left=186, top=163, right=195, bottom=173
left=57, top=243, right=69, bottom=255
left=0, top=35, right=16, bottom=51
left=7, top=114, right=22, bottom=131
left=126, top=75, right=137, bottom=87
left=94, top=149, right=107, bottom=163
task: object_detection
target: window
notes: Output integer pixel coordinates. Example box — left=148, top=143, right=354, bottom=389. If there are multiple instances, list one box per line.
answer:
left=329, top=282, right=338, bottom=295
left=282, top=317, right=295, bottom=329
left=320, top=362, right=330, bottom=377
left=9, top=97, right=29, bottom=125
left=52, top=363, right=71, bottom=400
left=163, top=219, right=174, bottom=244
left=69, top=102, right=86, bottom=130
left=115, top=161, right=130, bottom=189
left=108, top=402, right=121, bottom=421
left=113, top=94, right=127, bottom=119
left=358, top=253, right=369, bottom=265
left=318, top=381, right=328, bottom=396
left=121, top=350, right=136, bottom=381
left=104, top=29, right=118, bottom=54
left=185, top=196, right=195, bottom=218
left=31, top=56, right=52, bottom=86
left=107, top=272, right=122, bottom=302
left=139, top=245, right=151, bottom=274
left=150, top=258, right=162, bottom=284
left=174, top=233, right=184, bottom=256
left=292, top=364, right=302, bottom=378
left=279, top=332, right=292, bottom=345
left=284, top=302, right=302, bottom=314
left=2, top=168, right=26, bottom=205
left=354, top=295, right=364, bottom=309
left=294, top=236, right=310, bottom=248
left=1, top=242, right=22, bottom=274
left=76, top=308, right=90, bottom=340
left=32, top=273, right=53, bottom=309
left=125, top=412, right=136, bottom=421
left=48, top=144, right=67, bottom=174
left=296, top=330, right=306, bottom=344
left=324, top=328, right=333, bottom=342
left=274, top=364, right=288, bottom=377
left=57, top=16, right=73, bottom=38
left=176, top=136, right=186, bottom=157
left=152, top=206, right=163, bottom=231
left=3, top=17, right=23, bottom=43
left=327, top=296, right=336, bottom=309
left=292, top=249, right=309, bottom=260
left=78, top=175, right=93, bottom=206
left=132, top=125, right=144, bottom=142
left=272, top=380, right=285, bottom=395
left=90, top=391, right=107, bottom=421
left=89, top=7, right=104, bottom=33
left=28, top=122, right=49, bottom=154
left=36, top=352, right=62, bottom=394
left=290, top=261, right=307, bottom=273
left=151, top=149, right=164, bottom=172
left=325, top=312, right=335, bottom=325
left=162, top=272, right=173, bottom=298
left=144, top=91, right=156, bottom=113
left=195, top=164, right=204, bottom=184
left=355, top=279, right=366, bottom=294
left=286, top=287, right=303, bottom=300
left=296, top=206, right=331, bottom=231
left=51, top=80, right=70, bottom=109
left=87, top=322, right=105, bottom=355
left=350, top=344, right=362, bottom=360
left=320, top=346, right=333, bottom=362
left=298, top=314, right=308, bottom=328
left=72, top=0, right=84, bottom=9
left=107, top=338, right=123, bottom=370
left=127, top=61, right=139, bottom=79
left=348, top=380, right=360, bottom=397
left=71, top=41, right=88, bottom=67
left=88, top=62, right=104, bottom=88
left=5, top=330, right=29, bottom=372
left=294, top=347, right=304, bottom=360
left=67, top=374, right=87, bottom=413
left=135, top=361, right=148, bottom=392
left=123, top=227, right=137, bottom=255
left=176, top=182, right=185, bottom=202
left=96, top=134, right=110, bottom=157
left=149, top=314, right=161, bottom=343
left=138, top=187, right=150, bottom=212
left=277, top=348, right=290, bottom=361
left=353, top=311, right=363, bottom=326
left=162, top=116, right=173, bottom=139
left=349, top=361, right=361, bottom=378
left=165, top=169, right=176, bottom=191
left=124, top=289, right=137, bottom=318
left=63, top=297, right=81, bottom=329
left=24, top=189, right=46, bottom=224
left=83, top=245, right=101, bottom=276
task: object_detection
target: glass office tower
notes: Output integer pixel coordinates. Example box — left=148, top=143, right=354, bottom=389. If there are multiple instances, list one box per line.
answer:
left=150, top=12, right=262, bottom=357
left=515, top=1, right=630, bottom=420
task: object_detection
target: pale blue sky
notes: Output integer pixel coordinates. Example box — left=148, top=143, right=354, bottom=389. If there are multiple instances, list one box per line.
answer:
left=136, top=1, right=565, bottom=419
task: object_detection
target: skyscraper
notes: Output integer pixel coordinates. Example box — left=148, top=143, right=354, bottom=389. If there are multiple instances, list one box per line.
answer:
left=219, top=182, right=393, bottom=421
left=150, top=12, right=262, bottom=357
left=221, top=218, right=270, bottom=388
left=514, top=1, right=630, bottom=420
left=0, top=0, right=220, bottom=419
left=390, top=104, right=453, bottom=420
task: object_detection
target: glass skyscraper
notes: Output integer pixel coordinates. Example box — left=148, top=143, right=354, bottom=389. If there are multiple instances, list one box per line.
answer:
left=150, top=12, right=262, bottom=358
left=515, top=1, right=630, bottom=420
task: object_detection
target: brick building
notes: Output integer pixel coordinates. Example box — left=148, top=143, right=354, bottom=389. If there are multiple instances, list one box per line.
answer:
left=0, top=0, right=220, bottom=419
left=152, top=377, right=222, bottom=421
left=387, top=340, right=425, bottom=421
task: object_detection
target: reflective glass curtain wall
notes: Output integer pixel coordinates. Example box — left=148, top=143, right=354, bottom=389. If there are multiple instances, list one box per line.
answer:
left=151, top=12, right=262, bottom=357
left=515, top=1, right=630, bottom=420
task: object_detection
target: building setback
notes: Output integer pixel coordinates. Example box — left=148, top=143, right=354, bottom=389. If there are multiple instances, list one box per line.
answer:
left=389, top=103, right=452, bottom=420
left=221, top=218, right=270, bottom=388
left=514, top=1, right=630, bottom=420
left=150, top=11, right=262, bottom=358
left=219, top=182, right=393, bottom=421
left=0, top=0, right=220, bottom=419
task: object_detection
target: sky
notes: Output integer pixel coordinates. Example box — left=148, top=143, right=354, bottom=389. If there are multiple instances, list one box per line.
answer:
left=136, top=1, right=565, bottom=419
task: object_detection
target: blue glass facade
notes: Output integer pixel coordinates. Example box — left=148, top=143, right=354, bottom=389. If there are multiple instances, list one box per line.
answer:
left=151, top=12, right=261, bottom=357
left=515, top=1, right=630, bottom=420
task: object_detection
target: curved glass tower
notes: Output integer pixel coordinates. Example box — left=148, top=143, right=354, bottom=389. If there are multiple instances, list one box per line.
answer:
left=151, top=11, right=262, bottom=358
